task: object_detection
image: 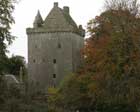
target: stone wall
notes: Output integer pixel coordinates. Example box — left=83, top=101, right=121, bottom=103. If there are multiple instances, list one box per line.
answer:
left=28, top=32, right=84, bottom=90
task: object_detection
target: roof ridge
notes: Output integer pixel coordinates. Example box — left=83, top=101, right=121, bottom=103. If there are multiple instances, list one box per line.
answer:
left=43, top=5, right=78, bottom=31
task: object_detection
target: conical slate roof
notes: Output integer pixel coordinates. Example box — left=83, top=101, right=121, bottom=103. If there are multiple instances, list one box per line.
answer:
left=33, top=10, right=43, bottom=28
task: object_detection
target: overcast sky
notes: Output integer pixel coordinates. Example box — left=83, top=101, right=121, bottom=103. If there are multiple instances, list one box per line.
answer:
left=8, top=0, right=104, bottom=62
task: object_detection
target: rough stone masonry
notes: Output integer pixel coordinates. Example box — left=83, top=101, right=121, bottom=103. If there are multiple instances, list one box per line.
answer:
left=26, top=2, right=85, bottom=91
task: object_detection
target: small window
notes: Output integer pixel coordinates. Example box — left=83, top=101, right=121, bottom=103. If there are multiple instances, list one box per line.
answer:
left=53, top=84, right=56, bottom=88
left=53, top=74, right=56, bottom=78
left=58, top=43, right=61, bottom=48
left=35, top=45, right=37, bottom=48
left=53, top=59, right=56, bottom=64
left=33, top=59, right=36, bottom=63
left=42, top=59, right=45, bottom=62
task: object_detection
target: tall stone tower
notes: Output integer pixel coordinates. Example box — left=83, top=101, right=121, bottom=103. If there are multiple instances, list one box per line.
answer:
left=26, top=2, right=85, bottom=90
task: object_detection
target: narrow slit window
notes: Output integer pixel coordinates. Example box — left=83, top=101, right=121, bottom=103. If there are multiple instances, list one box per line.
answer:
left=42, top=59, right=45, bottom=62
left=53, top=84, right=56, bottom=88
left=33, top=59, right=36, bottom=63
left=53, top=59, right=56, bottom=64
left=53, top=74, right=56, bottom=78
left=35, top=45, right=37, bottom=48
left=58, top=43, right=61, bottom=48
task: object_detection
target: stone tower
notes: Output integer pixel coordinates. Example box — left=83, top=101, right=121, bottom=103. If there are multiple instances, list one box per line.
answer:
left=26, top=2, right=85, bottom=90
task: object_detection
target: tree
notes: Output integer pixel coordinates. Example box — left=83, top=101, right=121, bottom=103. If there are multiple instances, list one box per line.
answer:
left=0, top=0, right=19, bottom=110
left=0, top=0, right=17, bottom=75
left=7, top=55, right=27, bottom=77
left=85, top=0, right=140, bottom=111
left=47, top=74, right=97, bottom=112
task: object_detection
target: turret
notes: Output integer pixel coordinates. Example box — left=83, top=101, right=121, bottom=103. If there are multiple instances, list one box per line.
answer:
left=33, top=10, right=43, bottom=28
left=79, top=25, right=85, bottom=37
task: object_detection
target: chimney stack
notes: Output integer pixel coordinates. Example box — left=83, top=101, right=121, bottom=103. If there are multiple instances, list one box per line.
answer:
left=54, top=2, right=58, bottom=7
left=63, top=6, right=69, bottom=14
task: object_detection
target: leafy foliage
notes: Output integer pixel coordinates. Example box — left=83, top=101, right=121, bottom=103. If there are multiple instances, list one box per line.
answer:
left=0, top=79, right=48, bottom=112
left=7, top=55, right=27, bottom=76
left=85, top=1, right=140, bottom=111
left=0, top=0, right=16, bottom=44
left=0, top=0, right=17, bottom=75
